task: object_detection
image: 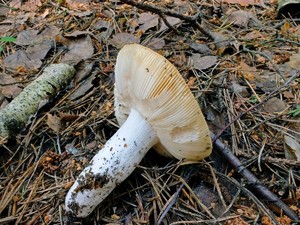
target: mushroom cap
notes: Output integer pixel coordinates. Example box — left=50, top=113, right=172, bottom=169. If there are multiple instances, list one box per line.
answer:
left=114, top=44, right=212, bottom=161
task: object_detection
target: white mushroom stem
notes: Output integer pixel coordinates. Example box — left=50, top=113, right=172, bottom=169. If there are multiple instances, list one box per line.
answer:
left=65, top=108, right=158, bottom=217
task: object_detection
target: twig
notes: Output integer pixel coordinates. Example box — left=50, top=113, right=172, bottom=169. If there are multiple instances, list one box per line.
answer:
left=211, top=132, right=300, bottom=222
left=213, top=71, right=299, bottom=143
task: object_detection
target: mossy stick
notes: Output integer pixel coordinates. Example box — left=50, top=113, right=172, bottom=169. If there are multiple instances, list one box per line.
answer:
left=0, top=63, right=76, bottom=140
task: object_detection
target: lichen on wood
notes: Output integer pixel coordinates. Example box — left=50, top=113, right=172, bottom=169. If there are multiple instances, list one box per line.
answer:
left=0, top=63, right=76, bottom=140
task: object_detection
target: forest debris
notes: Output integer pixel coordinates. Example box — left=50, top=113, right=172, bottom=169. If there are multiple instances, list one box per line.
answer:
left=226, top=10, right=260, bottom=28
left=190, top=54, right=218, bottom=70
left=0, top=63, right=75, bottom=141
left=61, top=35, right=94, bottom=64
left=110, top=33, right=140, bottom=48
left=284, top=135, right=300, bottom=161
left=46, top=113, right=62, bottom=133
left=2, top=50, right=43, bottom=71
left=287, top=53, right=300, bottom=70
left=190, top=42, right=211, bottom=54
left=138, top=12, right=159, bottom=32
left=145, top=38, right=165, bottom=50
left=158, top=16, right=181, bottom=32
left=263, top=97, right=288, bottom=113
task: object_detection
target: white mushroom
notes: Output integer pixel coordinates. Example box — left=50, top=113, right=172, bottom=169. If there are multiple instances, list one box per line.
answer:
left=65, top=44, right=212, bottom=217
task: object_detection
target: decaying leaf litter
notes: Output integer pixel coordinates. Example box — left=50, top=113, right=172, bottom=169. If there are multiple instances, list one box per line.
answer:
left=0, top=0, right=299, bottom=224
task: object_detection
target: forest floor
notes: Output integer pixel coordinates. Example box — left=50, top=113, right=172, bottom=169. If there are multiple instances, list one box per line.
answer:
left=0, top=0, right=299, bottom=224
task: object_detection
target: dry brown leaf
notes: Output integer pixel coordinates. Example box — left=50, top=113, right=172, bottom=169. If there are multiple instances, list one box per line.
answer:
left=64, top=30, right=94, bottom=37
left=66, top=0, right=91, bottom=10
left=145, top=38, right=165, bottom=50
left=46, top=113, right=62, bottom=133
left=0, top=75, right=22, bottom=99
left=0, top=5, right=9, bottom=16
left=14, top=29, right=39, bottom=46
left=262, top=97, right=288, bottom=113
left=284, top=135, right=300, bottom=161
left=282, top=91, right=294, bottom=99
left=238, top=61, right=257, bottom=81
left=68, top=74, right=95, bottom=101
left=159, top=16, right=181, bottom=32
left=287, top=53, right=300, bottom=70
left=15, top=26, right=60, bottom=46
left=190, top=42, right=211, bottom=54
left=26, top=42, right=52, bottom=60
left=20, top=0, right=42, bottom=12
left=61, top=35, right=94, bottom=64
left=191, top=54, right=218, bottom=70
left=93, top=20, right=113, bottom=39
left=110, top=33, right=140, bottom=49
left=226, top=10, right=258, bottom=28
left=224, top=217, right=250, bottom=225
left=2, top=50, right=42, bottom=71
left=138, top=12, right=159, bottom=32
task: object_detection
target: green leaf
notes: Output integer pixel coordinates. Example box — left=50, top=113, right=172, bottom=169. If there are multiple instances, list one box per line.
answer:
left=0, top=36, right=16, bottom=43
left=288, top=107, right=300, bottom=117
left=0, top=46, right=3, bottom=53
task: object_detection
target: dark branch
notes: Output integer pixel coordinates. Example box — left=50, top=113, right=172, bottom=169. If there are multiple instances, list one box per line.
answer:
left=211, top=132, right=300, bottom=221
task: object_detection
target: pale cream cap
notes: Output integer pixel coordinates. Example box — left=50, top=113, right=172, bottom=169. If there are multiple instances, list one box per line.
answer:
left=114, top=44, right=212, bottom=161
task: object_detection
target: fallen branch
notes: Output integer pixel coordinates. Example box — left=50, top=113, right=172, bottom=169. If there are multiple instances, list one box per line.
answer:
left=211, top=132, right=300, bottom=222
left=0, top=64, right=76, bottom=142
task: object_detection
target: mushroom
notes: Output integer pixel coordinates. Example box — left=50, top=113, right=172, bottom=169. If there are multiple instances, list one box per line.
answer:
left=65, top=44, right=212, bottom=217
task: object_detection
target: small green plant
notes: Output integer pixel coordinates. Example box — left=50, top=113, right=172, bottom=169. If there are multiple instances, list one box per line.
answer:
left=0, top=36, right=16, bottom=53
left=288, top=106, right=300, bottom=117
left=249, top=95, right=259, bottom=104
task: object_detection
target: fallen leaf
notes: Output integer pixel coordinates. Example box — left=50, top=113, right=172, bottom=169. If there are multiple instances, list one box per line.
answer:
left=2, top=50, right=42, bottom=71
left=93, top=20, right=113, bottom=39
left=15, top=26, right=60, bottom=46
left=66, top=0, right=91, bottom=10
left=74, top=61, right=95, bottom=83
left=191, top=54, right=218, bottom=70
left=110, top=33, right=140, bottom=49
left=190, top=42, right=211, bottom=54
left=14, top=29, right=39, bottom=46
left=282, top=91, right=294, bottom=99
left=9, top=0, right=22, bottom=8
left=231, top=82, right=250, bottom=97
left=138, top=12, right=159, bottom=32
left=64, top=30, right=94, bottom=37
left=26, top=41, right=52, bottom=60
left=0, top=5, right=9, bottom=16
left=238, top=61, right=257, bottom=81
left=226, top=10, right=259, bottom=28
left=20, top=0, right=42, bottom=12
left=284, top=135, right=300, bottom=161
left=1, top=85, right=23, bottom=99
left=159, top=16, right=181, bottom=32
left=61, top=35, right=94, bottom=64
left=287, top=53, right=300, bottom=70
left=46, top=113, right=62, bottom=133
left=68, top=74, right=95, bottom=100
left=262, top=97, right=288, bottom=113
left=145, top=38, right=165, bottom=50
